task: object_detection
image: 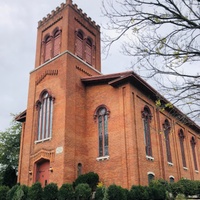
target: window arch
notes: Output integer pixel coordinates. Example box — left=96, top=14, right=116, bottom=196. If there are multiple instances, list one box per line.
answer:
left=178, top=129, right=187, bottom=168
left=191, top=136, right=198, bottom=171
left=52, top=28, right=61, bottom=57
left=163, top=119, right=172, bottom=163
left=85, top=37, right=92, bottom=65
left=142, top=106, right=152, bottom=157
left=44, top=35, right=52, bottom=62
left=75, top=30, right=84, bottom=58
left=95, top=106, right=110, bottom=157
left=36, top=90, right=54, bottom=142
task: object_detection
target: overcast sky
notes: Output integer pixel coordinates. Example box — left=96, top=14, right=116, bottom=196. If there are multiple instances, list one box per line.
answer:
left=0, top=0, right=132, bottom=131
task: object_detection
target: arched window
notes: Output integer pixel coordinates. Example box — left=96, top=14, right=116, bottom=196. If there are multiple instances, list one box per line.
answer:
left=147, top=172, right=155, bottom=185
left=163, top=119, right=172, bottom=163
left=179, top=129, right=187, bottom=168
left=169, top=176, right=175, bottom=183
left=44, top=35, right=52, bottom=62
left=75, top=30, right=84, bottom=58
left=142, top=106, right=152, bottom=157
left=85, top=37, right=92, bottom=65
left=191, top=136, right=198, bottom=171
left=53, top=28, right=61, bottom=57
left=95, top=106, right=109, bottom=157
left=77, top=163, right=82, bottom=177
left=36, top=91, right=54, bottom=142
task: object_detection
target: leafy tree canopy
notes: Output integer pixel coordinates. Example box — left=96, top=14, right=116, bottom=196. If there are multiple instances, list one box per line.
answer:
left=0, top=115, right=21, bottom=186
left=102, top=0, right=200, bottom=123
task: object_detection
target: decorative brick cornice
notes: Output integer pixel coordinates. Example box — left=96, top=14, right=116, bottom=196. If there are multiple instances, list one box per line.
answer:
left=36, top=70, right=58, bottom=85
left=76, top=66, right=92, bottom=76
left=30, top=149, right=55, bottom=164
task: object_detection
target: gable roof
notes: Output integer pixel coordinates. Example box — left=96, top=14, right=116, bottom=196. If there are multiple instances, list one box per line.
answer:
left=82, top=70, right=200, bottom=134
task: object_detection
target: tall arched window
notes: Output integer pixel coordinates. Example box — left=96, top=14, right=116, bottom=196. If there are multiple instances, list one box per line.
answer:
left=36, top=91, right=54, bottom=142
left=95, top=106, right=109, bottom=157
left=142, top=106, right=152, bottom=157
left=75, top=30, right=84, bottom=58
left=191, top=136, right=198, bottom=171
left=85, top=37, right=92, bottom=65
left=163, top=119, right=172, bottom=163
left=53, top=28, right=61, bottom=57
left=44, top=35, right=52, bottom=62
left=179, top=129, right=187, bottom=168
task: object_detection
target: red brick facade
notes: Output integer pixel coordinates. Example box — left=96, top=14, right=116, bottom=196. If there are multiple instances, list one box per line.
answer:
left=17, top=0, right=200, bottom=189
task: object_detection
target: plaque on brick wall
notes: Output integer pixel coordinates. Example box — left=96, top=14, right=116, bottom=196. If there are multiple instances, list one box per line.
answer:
left=56, top=146, right=63, bottom=154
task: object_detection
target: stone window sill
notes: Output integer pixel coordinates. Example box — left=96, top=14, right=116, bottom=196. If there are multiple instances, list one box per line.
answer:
left=96, top=156, right=109, bottom=161
left=146, top=155, right=154, bottom=161
left=168, top=162, right=174, bottom=166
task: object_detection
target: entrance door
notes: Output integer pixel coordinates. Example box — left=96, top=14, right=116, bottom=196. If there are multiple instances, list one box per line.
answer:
left=36, top=160, right=50, bottom=187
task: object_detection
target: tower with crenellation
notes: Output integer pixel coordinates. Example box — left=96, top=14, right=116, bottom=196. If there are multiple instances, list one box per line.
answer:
left=18, top=0, right=102, bottom=187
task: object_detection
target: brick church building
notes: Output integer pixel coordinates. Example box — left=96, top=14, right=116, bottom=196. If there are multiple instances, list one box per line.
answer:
left=16, top=0, right=200, bottom=188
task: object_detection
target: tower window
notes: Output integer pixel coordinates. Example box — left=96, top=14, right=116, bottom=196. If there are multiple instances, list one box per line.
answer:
left=75, top=30, right=84, bottom=58
left=142, top=106, right=152, bottom=157
left=36, top=90, right=54, bottom=142
left=53, top=29, right=61, bottom=57
left=191, top=136, right=198, bottom=171
left=85, top=38, right=92, bottom=65
left=44, top=35, right=52, bottom=62
left=163, top=119, right=172, bottom=163
left=179, top=129, right=187, bottom=168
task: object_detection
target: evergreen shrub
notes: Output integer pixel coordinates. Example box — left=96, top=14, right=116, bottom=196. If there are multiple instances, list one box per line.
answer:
left=0, top=185, right=9, bottom=200
left=42, top=183, right=58, bottom=200
left=75, top=183, right=91, bottom=200
left=27, top=182, right=43, bottom=200
left=107, top=184, right=127, bottom=200
left=58, top=183, right=75, bottom=200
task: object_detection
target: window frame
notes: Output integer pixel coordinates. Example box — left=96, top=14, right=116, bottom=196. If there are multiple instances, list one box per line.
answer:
left=75, top=29, right=84, bottom=59
left=36, top=90, right=54, bottom=143
left=142, top=106, right=153, bottom=157
left=44, top=34, right=52, bottom=62
left=52, top=28, right=61, bottom=57
left=94, top=105, right=110, bottom=158
left=178, top=129, right=187, bottom=168
left=191, top=136, right=198, bottom=171
left=163, top=119, right=172, bottom=163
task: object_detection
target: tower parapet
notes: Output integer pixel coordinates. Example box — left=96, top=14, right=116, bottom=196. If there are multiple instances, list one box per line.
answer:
left=38, top=0, right=100, bottom=31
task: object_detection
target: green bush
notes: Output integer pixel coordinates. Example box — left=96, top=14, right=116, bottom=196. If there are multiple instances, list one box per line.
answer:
left=75, top=183, right=91, bottom=200
left=58, top=183, right=75, bottom=200
left=43, top=183, right=58, bottom=200
left=95, top=186, right=106, bottom=200
left=27, top=182, right=43, bottom=200
left=6, top=184, right=19, bottom=200
left=107, top=184, right=127, bottom=200
left=128, top=185, right=149, bottom=200
left=169, top=178, right=198, bottom=198
left=74, top=172, right=99, bottom=191
left=177, top=179, right=197, bottom=197
left=0, top=185, right=9, bottom=200
left=148, top=179, right=167, bottom=200
left=12, top=185, right=28, bottom=200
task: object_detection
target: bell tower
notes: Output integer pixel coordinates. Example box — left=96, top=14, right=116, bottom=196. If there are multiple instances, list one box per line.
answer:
left=18, top=0, right=102, bottom=186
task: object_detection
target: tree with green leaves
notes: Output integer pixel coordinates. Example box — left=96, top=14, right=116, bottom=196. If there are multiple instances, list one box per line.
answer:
left=0, top=115, right=21, bottom=187
left=102, top=0, right=200, bottom=123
